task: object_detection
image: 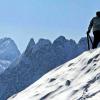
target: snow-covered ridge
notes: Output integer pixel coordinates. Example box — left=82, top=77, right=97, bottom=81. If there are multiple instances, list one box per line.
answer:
left=8, top=48, right=100, bottom=100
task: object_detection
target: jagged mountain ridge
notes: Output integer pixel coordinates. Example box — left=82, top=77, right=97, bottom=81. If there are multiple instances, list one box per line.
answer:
left=0, top=36, right=96, bottom=100
left=0, top=37, right=20, bottom=61
left=8, top=48, right=100, bottom=100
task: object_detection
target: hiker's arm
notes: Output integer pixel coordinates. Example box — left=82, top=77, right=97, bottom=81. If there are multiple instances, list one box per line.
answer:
left=87, top=18, right=93, bottom=34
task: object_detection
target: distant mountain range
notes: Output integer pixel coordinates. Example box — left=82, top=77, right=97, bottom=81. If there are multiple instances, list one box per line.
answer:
left=0, top=36, right=95, bottom=100
left=0, top=38, right=20, bottom=74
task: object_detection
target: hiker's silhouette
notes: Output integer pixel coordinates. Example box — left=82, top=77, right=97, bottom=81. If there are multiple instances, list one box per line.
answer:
left=87, top=11, right=100, bottom=49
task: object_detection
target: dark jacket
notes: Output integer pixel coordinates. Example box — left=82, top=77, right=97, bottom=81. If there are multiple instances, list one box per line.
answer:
left=88, top=16, right=100, bottom=32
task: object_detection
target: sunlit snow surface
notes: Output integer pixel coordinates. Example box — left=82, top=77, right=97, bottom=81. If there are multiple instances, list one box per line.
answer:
left=8, top=48, right=100, bottom=100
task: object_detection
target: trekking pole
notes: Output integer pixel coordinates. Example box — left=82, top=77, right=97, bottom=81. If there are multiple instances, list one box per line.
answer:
left=87, top=34, right=90, bottom=50
left=88, top=34, right=93, bottom=46
left=87, top=34, right=93, bottom=50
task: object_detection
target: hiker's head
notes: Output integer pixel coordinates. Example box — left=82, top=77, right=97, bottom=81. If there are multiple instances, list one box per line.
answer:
left=96, top=11, right=100, bottom=17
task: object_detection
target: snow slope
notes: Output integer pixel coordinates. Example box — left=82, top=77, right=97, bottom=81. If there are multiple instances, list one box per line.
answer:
left=8, top=48, right=100, bottom=100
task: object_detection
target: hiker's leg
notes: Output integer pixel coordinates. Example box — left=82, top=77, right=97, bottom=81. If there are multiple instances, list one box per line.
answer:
left=92, top=38, right=99, bottom=49
left=92, top=31, right=100, bottom=49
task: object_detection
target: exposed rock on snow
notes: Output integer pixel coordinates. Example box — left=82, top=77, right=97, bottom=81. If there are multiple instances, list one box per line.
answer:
left=8, top=48, right=100, bottom=100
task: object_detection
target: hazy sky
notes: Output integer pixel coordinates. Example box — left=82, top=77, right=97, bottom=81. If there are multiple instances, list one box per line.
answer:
left=0, top=0, right=100, bottom=52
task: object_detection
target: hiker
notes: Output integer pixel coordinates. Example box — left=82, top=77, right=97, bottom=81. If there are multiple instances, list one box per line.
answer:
left=87, top=11, right=100, bottom=49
